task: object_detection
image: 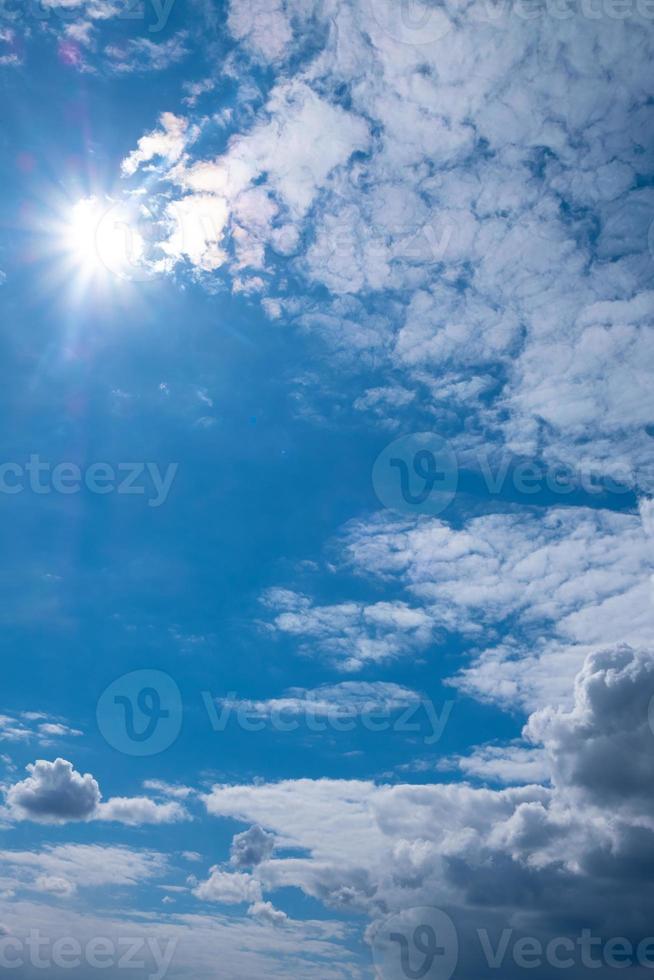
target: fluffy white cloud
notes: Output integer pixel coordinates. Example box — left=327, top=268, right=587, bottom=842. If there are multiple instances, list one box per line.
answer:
left=114, top=0, right=654, bottom=485
left=437, top=744, right=550, bottom=785
left=248, top=899, right=288, bottom=925
left=339, top=505, right=654, bottom=707
left=5, top=759, right=189, bottom=826
left=525, top=645, right=654, bottom=814
left=122, top=112, right=194, bottom=177
left=193, top=869, right=263, bottom=904
left=122, top=80, right=369, bottom=279
left=262, top=588, right=434, bottom=669
left=33, top=875, right=76, bottom=897
left=227, top=0, right=293, bottom=61
left=202, top=645, right=654, bottom=945
left=96, top=796, right=188, bottom=825
left=6, top=759, right=100, bottom=823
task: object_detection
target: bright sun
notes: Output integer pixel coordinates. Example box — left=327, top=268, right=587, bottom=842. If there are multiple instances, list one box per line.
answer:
left=64, top=196, right=149, bottom=282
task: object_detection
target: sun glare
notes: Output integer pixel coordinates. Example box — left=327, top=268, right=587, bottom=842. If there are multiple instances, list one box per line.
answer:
left=36, top=189, right=164, bottom=322
left=64, top=196, right=147, bottom=280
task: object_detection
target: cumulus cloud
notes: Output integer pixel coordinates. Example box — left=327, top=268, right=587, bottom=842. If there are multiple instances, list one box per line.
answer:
left=202, top=646, right=654, bottom=946
left=230, top=825, right=276, bottom=868
left=6, top=759, right=100, bottom=823
left=193, top=869, right=263, bottom=904
left=33, top=875, right=76, bottom=897
left=248, top=900, right=288, bottom=925
left=5, top=759, right=189, bottom=825
left=525, top=645, right=654, bottom=813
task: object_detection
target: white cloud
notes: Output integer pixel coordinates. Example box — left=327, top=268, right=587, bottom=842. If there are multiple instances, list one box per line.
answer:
left=106, top=34, right=190, bottom=74
left=340, top=506, right=654, bottom=707
left=262, top=588, right=434, bottom=669
left=0, top=899, right=361, bottom=979
left=248, top=900, right=288, bottom=925
left=222, top=681, right=423, bottom=719
left=201, top=646, right=654, bottom=942
left=116, top=0, right=654, bottom=485
left=438, top=744, right=550, bottom=785
left=33, top=875, right=76, bottom=897
left=122, top=80, right=369, bottom=281
left=193, top=869, right=263, bottom=904
left=6, top=759, right=100, bottom=823
left=5, top=759, right=189, bottom=826
left=230, top=825, right=276, bottom=868
left=96, top=796, right=189, bottom=826
left=227, top=0, right=293, bottom=61
left=122, top=112, right=194, bottom=177
left=161, top=194, right=230, bottom=271
left=0, top=844, right=167, bottom=891
left=143, top=780, right=195, bottom=799
left=0, top=712, right=82, bottom=745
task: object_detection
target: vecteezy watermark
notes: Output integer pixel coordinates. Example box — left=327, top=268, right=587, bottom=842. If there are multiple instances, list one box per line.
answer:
left=373, top=433, right=459, bottom=517
left=367, top=0, right=654, bottom=49
left=476, top=929, right=654, bottom=970
left=372, top=907, right=459, bottom=980
left=373, top=433, right=637, bottom=516
left=0, top=0, right=176, bottom=31
left=97, top=670, right=183, bottom=756
left=202, top=693, right=454, bottom=746
left=97, top=676, right=455, bottom=754
left=0, top=457, right=178, bottom=507
left=371, top=908, right=654, bottom=976
left=367, top=0, right=454, bottom=45
left=0, top=932, right=177, bottom=979
left=482, top=0, right=654, bottom=19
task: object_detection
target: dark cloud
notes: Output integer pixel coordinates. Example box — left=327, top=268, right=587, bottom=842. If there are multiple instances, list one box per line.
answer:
left=230, top=824, right=276, bottom=868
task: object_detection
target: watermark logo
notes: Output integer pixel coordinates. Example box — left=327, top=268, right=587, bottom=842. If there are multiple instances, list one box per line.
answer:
left=367, top=0, right=452, bottom=45
left=0, top=932, right=176, bottom=979
left=373, top=435, right=636, bottom=515
left=372, top=907, right=459, bottom=980
left=0, top=456, right=178, bottom=507
left=0, top=0, right=176, bottom=32
left=203, top=693, right=454, bottom=745
left=373, top=433, right=458, bottom=516
left=97, top=670, right=182, bottom=756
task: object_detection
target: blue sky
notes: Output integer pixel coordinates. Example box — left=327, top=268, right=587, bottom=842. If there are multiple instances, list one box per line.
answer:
left=0, top=0, right=653, bottom=977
